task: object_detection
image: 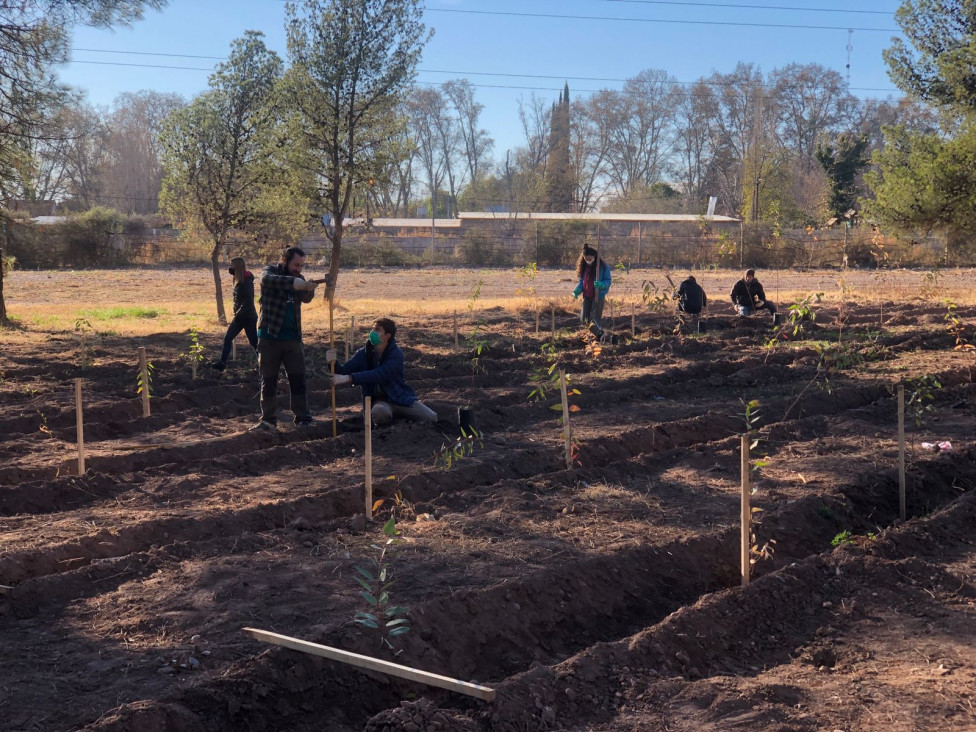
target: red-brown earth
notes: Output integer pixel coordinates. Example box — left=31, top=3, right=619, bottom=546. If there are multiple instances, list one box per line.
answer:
left=1, top=267, right=975, bottom=731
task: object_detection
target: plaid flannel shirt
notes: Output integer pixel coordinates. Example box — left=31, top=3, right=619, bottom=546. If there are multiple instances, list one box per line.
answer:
left=258, top=264, right=316, bottom=338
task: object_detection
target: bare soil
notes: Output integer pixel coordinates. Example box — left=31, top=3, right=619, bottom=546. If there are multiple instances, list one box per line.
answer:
left=1, top=267, right=975, bottom=731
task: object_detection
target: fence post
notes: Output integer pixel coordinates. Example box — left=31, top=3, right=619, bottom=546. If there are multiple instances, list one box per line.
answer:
left=898, top=384, right=906, bottom=520
left=740, top=434, right=750, bottom=587
left=75, top=378, right=86, bottom=475
left=138, top=347, right=150, bottom=418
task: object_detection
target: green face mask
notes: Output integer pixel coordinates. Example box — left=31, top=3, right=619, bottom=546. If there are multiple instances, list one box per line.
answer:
left=368, top=330, right=381, bottom=346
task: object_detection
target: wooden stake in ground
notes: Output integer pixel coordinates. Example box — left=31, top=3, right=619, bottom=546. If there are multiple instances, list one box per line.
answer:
left=898, top=384, right=906, bottom=520
left=242, top=628, right=495, bottom=701
left=365, top=395, right=373, bottom=519
left=453, top=310, right=459, bottom=350
left=535, top=307, right=540, bottom=335
left=231, top=339, right=237, bottom=362
left=330, top=295, right=337, bottom=438
left=191, top=359, right=197, bottom=381
left=138, top=347, right=150, bottom=418
left=559, top=369, right=572, bottom=470
left=75, top=378, right=85, bottom=475
left=631, top=302, right=636, bottom=334
left=550, top=304, right=555, bottom=336
left=740, top=434, right=750, bottom=587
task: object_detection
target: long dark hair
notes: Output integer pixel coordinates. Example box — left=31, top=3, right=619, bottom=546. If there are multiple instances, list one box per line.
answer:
left=575, top=247, right=599, bottom=278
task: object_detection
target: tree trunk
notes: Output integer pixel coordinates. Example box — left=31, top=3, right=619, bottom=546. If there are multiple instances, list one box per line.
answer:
left=326, top=218, right=343, bottom=302
left=0, top=218, right=8, bottom=325
left=211, top=239, right=227, bottom=325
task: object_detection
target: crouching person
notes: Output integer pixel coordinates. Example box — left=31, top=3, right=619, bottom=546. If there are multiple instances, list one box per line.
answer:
left=328, top=318, right=437, bottom=426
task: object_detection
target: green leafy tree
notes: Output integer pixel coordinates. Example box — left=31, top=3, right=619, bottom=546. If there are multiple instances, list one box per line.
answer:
left=816, top=132, right=870, bottom=220
left=864, top=123, right=976, bottom=250
left=884, top=0, right=976, bottom=116
left=159, top=31, right=286, bottom=324
left=0, top=0, right=165, bottom=325
left=282, top=0, right=431, bottom=302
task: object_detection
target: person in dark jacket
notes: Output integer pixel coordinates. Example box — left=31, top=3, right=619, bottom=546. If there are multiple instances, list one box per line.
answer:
left=675, top=275, right=707, bottom=315
left=252, top=247, right=324, bottom=431
left=730, top=269, right=776, bottom=316
left=210, top=256, right=258, bottom=373
left=572, top=245, right=612, bottom=339
left=327, top=317, right=436, bottom=426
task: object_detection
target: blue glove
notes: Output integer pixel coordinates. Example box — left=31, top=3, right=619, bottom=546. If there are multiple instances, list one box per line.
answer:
left=594, top=281, right=608, bottom=291
left=573, top=292, right=580, bottom=300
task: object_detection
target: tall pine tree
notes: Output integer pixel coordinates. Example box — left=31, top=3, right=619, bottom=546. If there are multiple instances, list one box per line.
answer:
left=546, top=83, right=574, bottom=212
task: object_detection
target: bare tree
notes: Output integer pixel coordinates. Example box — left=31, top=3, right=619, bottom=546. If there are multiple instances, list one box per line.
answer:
left=443, top=79, right=493, bottom=187
left=101, top=90, right=184, bottom=213
left=670, top=80, right=717, bottom=206
left=570, top=97, right=610, bottom=212
left=407, top=87, right=448, bottom=216
left=770, top=63, right=856, bottom=172
left=598, top=69, right=678, bottom=198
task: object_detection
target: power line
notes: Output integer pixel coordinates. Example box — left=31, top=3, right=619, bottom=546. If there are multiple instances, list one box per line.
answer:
left=596, top=0, right=895, bottom=15
left=73, top=47, right=224, bottom=60
left=426, top=7, right=899, bottom=32
left=68, top=51, right=902, bottom=94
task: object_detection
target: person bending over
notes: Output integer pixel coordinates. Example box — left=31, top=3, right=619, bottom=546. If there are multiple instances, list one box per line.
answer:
left=675, top=275, right=708, bottom=315
left=572, top=245, right=612, bottom=339
left=328, top=318, right=437, bottom=426
left=730, top=269, right=776, bottom=317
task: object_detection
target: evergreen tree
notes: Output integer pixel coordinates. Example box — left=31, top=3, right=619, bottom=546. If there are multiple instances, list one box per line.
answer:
left=545, top=83, right=574, bottom=212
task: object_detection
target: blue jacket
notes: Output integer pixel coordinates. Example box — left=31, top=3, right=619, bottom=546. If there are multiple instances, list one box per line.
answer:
left=336, top=339, right=418, bottom=406
left=573, top=260, right=612, bottom=299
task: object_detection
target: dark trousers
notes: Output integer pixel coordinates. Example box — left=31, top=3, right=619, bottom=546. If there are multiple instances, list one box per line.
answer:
left=218, top=313, right=257, bottom=365
left=258, top=338, right=309, bottom=424
left=581, top=296, right=606, bottom=335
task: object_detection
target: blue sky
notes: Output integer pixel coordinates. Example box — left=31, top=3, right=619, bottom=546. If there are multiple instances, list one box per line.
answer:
left=60, top=0, right=905, bottom=158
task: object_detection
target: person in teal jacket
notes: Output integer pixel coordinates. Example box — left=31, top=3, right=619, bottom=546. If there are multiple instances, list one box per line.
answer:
left=572, top=245, right=612, bottom=339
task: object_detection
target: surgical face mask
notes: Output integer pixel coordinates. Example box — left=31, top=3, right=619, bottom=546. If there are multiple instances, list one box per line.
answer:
left=368, top=330, right=382, bottom=346
left=584, top=256, right=595, bottom=265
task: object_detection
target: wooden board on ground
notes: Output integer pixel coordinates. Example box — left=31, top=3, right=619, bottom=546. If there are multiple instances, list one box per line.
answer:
left=242, top=627, right=496, bottom=701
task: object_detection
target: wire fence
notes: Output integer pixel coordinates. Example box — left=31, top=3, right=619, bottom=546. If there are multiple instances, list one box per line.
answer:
left=4, top=219, right=953, bottom=271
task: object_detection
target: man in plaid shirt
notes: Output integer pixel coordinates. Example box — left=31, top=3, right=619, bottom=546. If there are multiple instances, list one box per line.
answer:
left=252, top=246, right=328, bottom=431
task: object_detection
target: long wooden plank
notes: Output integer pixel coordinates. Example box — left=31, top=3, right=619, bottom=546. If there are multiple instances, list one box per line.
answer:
left=242, top=627, right=495, bottom=701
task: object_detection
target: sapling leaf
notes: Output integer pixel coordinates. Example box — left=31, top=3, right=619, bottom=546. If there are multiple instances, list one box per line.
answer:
left=360, top=591, right=378, bottom=606
left=355, top=577, right=372, bottom=592
left=569, top=405, right=581, bottom=413
left=387, top=626, right=411, bottom=637
left=378, top=591, right=389, bottom=605
left=372, top=499, right=386, bottom=512
left=382, top=516, right=398, bottom=537
left=385, top=618, right=410, bottom=627
left=385, top=605, right=408, bottom=616
left=355, top=566, right=374, bottom=581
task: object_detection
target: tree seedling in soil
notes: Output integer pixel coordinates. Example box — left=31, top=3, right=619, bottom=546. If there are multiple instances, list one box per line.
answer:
left=943, top=299, right=973, bottom=350
left=904, top=375, right=942, bottom=428
left=182, top=328, right=205, bottom=379
left=787, top=294, right=819, bottom=336
left=640, top=278, right=673, bottom=313
left=432, top=426, right=483, bottom=470
left=136, top=360, right=155, bottom=401
left=354, top=515, right=410, bottom=652
left=74, top=318, right=95, bottom=370
left=831, top=530, right=876, bottom=548
left=740, top=399, right=769, bottom=482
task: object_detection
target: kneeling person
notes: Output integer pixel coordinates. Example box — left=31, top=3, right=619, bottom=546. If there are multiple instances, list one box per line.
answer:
left=328, top=318, right=436, bottom=426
